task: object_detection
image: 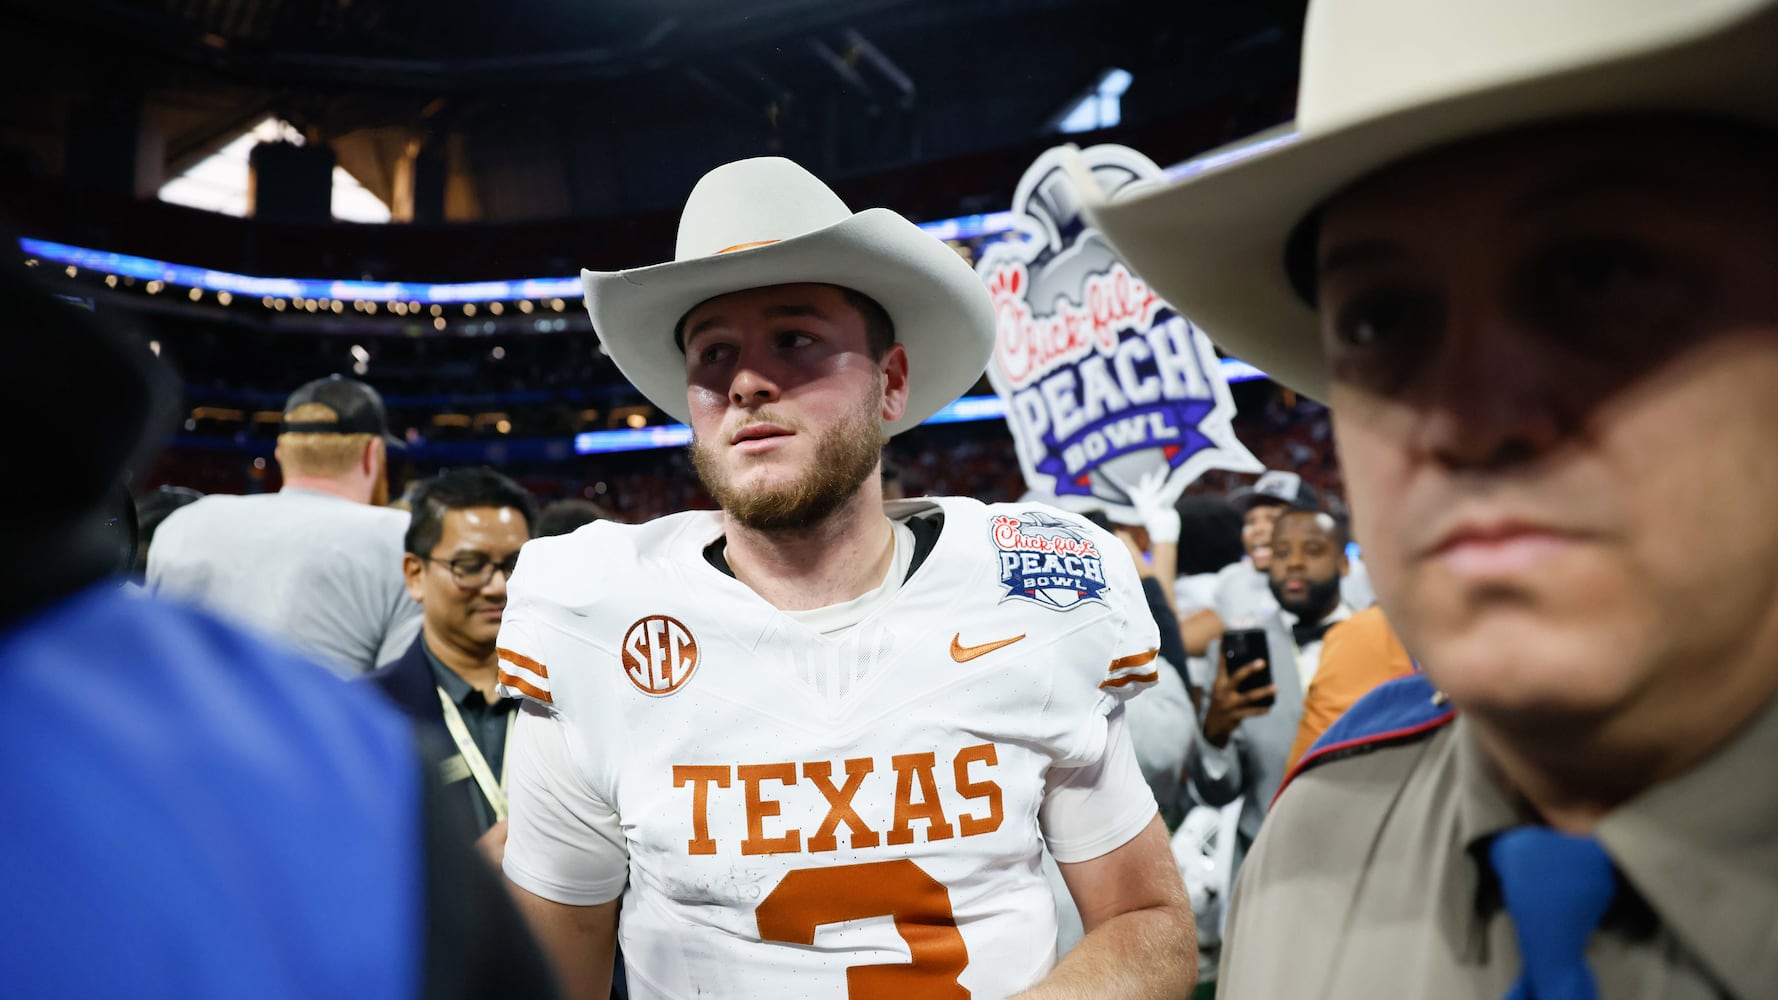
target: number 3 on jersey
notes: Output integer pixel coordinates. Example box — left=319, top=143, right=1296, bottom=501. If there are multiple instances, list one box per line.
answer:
left=755, top=859, right=970, bottom=998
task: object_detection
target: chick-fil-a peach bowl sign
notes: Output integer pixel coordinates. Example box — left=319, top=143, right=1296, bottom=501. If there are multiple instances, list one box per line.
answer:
left=980, top=143, right=1259, bottom=518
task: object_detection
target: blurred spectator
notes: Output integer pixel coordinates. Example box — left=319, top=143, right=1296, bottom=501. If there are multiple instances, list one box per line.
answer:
left=1176, top=470, right=1319, bottom=665
left=0, top=260, right=557, bottom=1000
left=1174, top=496, right=1247, bottom=579
left=390, top=476, right=430, bottom=513
left=1173, top=496, right=1247, bottom=684
left=1213, top=470, right=1321, bottom=630
left=880, top=455, right=907, bottom=500
left=1266, top=511, right=1355, bottom=691
left=534, top=497, right=615, bottom=537
left=367, top=467, right=537, bottom=843
left=1334, top=511, right=1378, bottom=611
left=1285, top=606, right=1417, bottom=773
left=130, top=484, right=203, bottom=578
left=148, top=375, right=422, bottom=677
left=1190, top=510, right=1353, bottom=875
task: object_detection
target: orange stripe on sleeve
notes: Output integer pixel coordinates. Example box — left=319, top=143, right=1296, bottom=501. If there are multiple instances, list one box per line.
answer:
left=1107, top=648, right=1159, bottom=673
left=498, top=670, right=553, bottom=705
left=1100, top=670, right=1160, bottom=690
left=497, top=647, right=551, bottom=679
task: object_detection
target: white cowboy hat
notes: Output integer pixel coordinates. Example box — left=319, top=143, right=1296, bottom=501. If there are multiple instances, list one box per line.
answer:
left=1077, top=0, right=1778, bottom=401
left=581, top=157, right=996, bottom=435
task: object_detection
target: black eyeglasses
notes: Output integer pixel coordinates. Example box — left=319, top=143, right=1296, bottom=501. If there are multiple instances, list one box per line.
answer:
left=426, top=552, right=521, bottom=588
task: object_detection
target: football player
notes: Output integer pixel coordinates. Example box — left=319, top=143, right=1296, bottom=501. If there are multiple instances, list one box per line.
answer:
left=494, top=157, right=1197, bottom=999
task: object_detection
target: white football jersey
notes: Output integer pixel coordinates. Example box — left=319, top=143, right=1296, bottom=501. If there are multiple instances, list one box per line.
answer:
left=497, top=497, right=1161, bottom=999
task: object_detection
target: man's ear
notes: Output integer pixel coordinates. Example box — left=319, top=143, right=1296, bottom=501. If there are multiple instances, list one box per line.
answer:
left=402, top=552, right=426, bottom=604
left=363, top=438, right=381, bottom=477
left=880, top=344, right=910, bottom=424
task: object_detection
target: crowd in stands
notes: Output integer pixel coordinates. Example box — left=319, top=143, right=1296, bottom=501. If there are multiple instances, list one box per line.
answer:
left=139, top=377, right=1353, bottom=528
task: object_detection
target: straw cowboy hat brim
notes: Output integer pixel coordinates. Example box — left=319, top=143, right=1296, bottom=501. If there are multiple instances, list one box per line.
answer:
left=582, top=158, right=995, bottom=436
left=1079, top=0, right=1778, bottom=402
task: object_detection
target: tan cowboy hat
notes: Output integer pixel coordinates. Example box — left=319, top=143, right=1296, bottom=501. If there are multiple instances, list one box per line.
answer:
left=1078, top=0, right=1778, bottom=401
left=581, top=157, right=996, bottom=435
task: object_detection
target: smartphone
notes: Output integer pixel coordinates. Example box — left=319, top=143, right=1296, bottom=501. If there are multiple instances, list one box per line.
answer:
left=1222, top=628, right=1274, bottom=708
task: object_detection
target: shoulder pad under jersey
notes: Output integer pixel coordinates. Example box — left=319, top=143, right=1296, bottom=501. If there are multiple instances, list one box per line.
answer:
left=1272, top=672, right=1455, bottom=806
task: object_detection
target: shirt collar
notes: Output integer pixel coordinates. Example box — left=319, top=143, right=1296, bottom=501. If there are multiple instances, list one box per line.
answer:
left=278, top=486, right=348, bottom=502
left=422, top=639, right=478, bottom=707
left=1445, top=694, right=1778, bottom=991
left=1596, top=692, right=1778, bottom=998
left=1420, top=717, right=1506, bottom=963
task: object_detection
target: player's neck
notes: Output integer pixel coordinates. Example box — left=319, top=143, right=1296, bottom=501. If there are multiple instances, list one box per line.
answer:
left=721, top=485, right=897, bottom=612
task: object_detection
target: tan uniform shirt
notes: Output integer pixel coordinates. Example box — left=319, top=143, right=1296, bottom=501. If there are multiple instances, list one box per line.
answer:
left=1219, top=689, right=1778, bottom=999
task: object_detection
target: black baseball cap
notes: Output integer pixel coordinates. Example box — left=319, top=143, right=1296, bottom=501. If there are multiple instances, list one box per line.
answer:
left=281, top=374, right=404, bottom=449
left=1229, top=470, right=1321, bottom=514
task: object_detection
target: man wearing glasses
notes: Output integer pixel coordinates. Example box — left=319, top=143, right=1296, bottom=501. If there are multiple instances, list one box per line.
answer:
left=369, top=467, right=537, bottom=842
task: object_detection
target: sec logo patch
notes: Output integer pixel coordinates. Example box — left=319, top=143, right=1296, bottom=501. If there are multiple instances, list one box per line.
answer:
left=621, top=615, right=701, bottom=696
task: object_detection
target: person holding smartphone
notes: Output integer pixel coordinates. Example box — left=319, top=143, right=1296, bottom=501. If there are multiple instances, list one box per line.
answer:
left=1189, top=508, right=1354, bottom=876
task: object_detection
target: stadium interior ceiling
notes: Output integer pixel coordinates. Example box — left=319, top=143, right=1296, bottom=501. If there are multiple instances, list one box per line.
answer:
left=1, top=0, right=1313, bottom=509
left=2, top=0, right=1307, bottom=274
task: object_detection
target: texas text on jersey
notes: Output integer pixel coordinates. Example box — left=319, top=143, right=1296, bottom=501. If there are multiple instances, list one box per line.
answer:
left=494, top=496, right=1163, bottom=998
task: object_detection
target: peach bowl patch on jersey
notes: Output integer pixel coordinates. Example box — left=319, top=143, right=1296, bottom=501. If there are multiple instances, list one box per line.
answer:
left=622, top=614, right=701, bottom=696
left=991, top=512, right=1108, bottom=611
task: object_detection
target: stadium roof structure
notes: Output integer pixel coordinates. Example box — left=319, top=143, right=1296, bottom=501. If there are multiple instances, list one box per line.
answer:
left=0, top=0, right=1306, bottom=230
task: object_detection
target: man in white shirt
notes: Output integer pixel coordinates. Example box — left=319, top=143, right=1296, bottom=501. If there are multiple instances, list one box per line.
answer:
left=495, top=157, right=1195, bottom=1000
left=149, top=375, right=421, bottom=678
left=1268, top=510, right=1355, bottom=691
left=1190, top=509, right=1352, bottom=870
left=1178, top=470, right=1316, bottom=682
left=1209, top=471, right=1319, bottom=628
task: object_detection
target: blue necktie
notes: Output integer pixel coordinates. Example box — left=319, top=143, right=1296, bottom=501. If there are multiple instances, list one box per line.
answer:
left=1487, top=828, right=1619, bottom=1000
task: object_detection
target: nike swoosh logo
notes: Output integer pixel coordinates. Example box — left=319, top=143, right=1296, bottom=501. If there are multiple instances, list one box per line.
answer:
left=951, top=632, right=1026, bottom=663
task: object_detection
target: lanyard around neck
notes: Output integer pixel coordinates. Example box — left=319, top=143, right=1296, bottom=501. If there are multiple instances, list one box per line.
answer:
left=435, top=686, right=515, bottom=822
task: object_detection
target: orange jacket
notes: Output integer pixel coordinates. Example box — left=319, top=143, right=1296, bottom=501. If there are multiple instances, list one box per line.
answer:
left=1285, top=606, right=1417, bottom=772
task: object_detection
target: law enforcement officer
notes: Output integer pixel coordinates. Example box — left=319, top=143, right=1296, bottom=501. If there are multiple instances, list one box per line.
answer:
left=1086, top=0, right=1778, bottom=996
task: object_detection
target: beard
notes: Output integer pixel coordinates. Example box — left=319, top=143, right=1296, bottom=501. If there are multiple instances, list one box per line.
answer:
left=1271, top=573, right=1343, bottom=622
left=691, top=387, right=884, bottom=533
